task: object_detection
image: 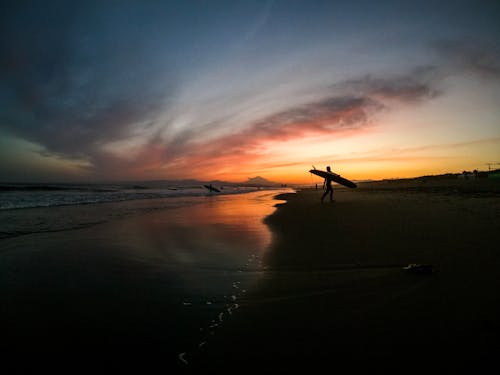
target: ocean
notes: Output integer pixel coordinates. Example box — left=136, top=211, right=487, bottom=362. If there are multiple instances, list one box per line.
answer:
left=0, top=182, right=263, bottom=210
left=0, top=186, right=291, bottom=370
left=0, top=183, right=263, bottom=239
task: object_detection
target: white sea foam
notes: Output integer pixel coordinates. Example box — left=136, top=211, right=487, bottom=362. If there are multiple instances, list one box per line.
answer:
left=0, top=184, right=261, bottom=210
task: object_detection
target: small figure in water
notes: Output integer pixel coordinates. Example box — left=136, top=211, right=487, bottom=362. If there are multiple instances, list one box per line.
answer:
left=321, top=166, right=335, bottom=203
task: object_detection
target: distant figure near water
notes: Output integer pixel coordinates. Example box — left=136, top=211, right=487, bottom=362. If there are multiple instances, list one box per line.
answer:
left=321, top=166, right=334, bottom=203
left=204, top=184, right=221, bottom=193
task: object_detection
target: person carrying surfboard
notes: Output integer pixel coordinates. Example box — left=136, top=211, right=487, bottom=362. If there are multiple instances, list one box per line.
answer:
left=321, top=166, right=335, bottom=203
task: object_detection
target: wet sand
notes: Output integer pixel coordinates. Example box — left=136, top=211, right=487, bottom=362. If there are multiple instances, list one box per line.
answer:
left=193, top=179, right=500, bottom=371
left=0, top=191, right=285, bottom=373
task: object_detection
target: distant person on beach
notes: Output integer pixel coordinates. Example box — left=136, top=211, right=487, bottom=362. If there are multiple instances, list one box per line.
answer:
left=321, top=166, right=334, bottom=203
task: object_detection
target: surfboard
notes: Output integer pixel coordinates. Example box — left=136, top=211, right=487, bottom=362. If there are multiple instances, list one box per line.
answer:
left=309, top=169, right=357, bottom=188
left=203, top=184, right=221, bottom=193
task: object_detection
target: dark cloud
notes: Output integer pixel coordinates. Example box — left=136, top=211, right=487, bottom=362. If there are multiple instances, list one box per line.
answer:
left=433, top=39, right=500, bottom=78
left=0, top=1, right=177, bottom=161
left=336, top=66, right=441, bottom=103
left=250, top=96, right=381, bottom=140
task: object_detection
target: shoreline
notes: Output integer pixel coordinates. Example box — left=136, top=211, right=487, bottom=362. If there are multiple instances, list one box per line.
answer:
left=193, top=180, right=500, bottom=371
left=0, top=187, right=289, bottom=240
left=1, top=190, right=286, bottom=373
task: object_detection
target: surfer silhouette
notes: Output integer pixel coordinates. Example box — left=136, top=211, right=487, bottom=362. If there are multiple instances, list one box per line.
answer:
left=321, top=166, right=334, bottom=203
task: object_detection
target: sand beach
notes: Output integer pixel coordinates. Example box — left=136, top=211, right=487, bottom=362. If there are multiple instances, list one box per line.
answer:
left=192, top=178, right=500, bottom=371
left=2, top=179, right=499, bottom=373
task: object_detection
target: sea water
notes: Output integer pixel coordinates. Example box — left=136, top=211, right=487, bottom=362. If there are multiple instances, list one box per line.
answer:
left=0, top=183, right=261, bottom=239
left=0, top=182, right=260, bottom=210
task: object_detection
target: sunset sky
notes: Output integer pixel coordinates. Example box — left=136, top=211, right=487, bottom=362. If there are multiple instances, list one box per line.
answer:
left=1, top=0, right=499, bottom=183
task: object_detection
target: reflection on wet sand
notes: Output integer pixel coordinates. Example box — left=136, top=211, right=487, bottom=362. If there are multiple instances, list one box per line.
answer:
left=1, top=189, right=289, bottom=371
left=117, top=191, right=287, bottom=366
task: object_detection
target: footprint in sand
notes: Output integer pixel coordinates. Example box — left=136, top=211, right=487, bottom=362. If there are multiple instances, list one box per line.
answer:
left=178, top=352, right=188, bottom=365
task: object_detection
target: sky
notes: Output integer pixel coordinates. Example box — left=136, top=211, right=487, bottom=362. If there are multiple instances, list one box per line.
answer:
left=1, top=0, right=499, bottom=183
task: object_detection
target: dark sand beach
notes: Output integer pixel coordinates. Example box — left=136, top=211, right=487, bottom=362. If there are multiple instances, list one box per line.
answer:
left=192, top=178, right=500, bottom=372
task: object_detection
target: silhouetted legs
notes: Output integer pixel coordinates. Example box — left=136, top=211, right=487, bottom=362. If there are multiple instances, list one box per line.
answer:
left=321, top=185, right=334, bottom=203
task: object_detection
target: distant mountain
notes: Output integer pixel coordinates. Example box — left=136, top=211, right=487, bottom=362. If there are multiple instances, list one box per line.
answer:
left=242, top=176, right=279, bottom=187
